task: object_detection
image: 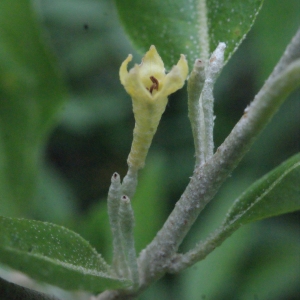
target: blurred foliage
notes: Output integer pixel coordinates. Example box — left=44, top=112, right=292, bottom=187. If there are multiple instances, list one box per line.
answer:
left=0, top=0, right=299, bottom=299
left=0, top=0, right=67, bottom=217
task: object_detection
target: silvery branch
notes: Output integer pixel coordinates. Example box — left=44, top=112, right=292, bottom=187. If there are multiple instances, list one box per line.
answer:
left=98, top=28, right=300, bottom=300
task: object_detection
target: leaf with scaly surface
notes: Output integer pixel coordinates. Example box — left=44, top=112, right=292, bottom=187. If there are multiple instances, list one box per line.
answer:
left=0, top=217, right=131, bottom=292
left=223, top=153, right=300, bottom=229
left=115, top=0, right=263, bottom=69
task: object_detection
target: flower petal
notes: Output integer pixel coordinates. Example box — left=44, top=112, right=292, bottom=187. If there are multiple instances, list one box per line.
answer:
left=120, top=54, right=150, bottom=100
left=157, top=54, right=189, bottom=98
left=120, top=54, right=133, bottom=87
left=139, top=45, right=165, bottom=85
left=125, top=65, right=152, bottom=100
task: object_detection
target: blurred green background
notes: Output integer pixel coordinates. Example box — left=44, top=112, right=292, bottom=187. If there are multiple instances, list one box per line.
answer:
left=0, top=0, right=299, bottom=299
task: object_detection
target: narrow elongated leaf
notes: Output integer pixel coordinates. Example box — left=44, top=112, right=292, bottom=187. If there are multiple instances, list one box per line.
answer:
left=223, top=153, right=300, bottom=228
left=0, top=0, right=66, bottom=215
left=0, top=217, right=131, bottom=292
left=115, top=0, right=263, bottom=69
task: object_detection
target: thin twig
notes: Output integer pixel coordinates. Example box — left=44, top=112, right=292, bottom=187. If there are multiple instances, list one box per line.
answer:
left=119, top=196, right=139, bottom=289
left=187, top=59, right=206, bottom=166
left=107, top=173, right=128, bottom=278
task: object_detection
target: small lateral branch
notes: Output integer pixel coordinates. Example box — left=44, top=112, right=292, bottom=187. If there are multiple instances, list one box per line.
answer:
left=119, top=196, right=139, bottom=289
left=187, top=58, right=206, bottom=167
left=107, top=172, right=129, bottom=278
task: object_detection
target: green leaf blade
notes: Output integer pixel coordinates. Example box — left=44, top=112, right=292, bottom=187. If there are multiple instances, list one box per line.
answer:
left=207, top=0, right=263, bottom=62
left=115, top=0, right=200, bottom=69
left=115, top=0, right=264, bottom=69
left=0, top=217, right=131, bottom=292
left=223, top=153, right=300, bottom=228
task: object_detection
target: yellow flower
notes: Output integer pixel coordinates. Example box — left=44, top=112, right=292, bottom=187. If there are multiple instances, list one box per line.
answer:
left=120, top=45, right=188, bottom=170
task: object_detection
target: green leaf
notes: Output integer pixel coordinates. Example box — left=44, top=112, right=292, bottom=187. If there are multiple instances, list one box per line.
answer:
left=0, top=0, right=66, bottom=215
left=0, top=216, right=131, bottom=292
left=115, top=0, right=264, bottom=69
left=223, top=153, right=300, bottom=228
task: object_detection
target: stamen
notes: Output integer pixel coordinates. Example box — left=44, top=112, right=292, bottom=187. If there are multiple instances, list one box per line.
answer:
left=149, top=76, right=159, bottom=94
